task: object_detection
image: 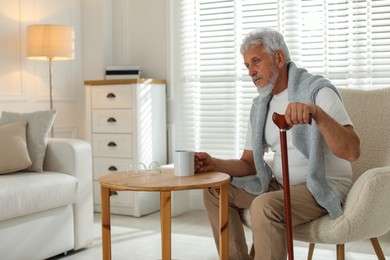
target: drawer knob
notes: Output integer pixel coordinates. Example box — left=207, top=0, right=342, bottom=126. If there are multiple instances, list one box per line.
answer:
left=109, top=191, right=118, bottom=196
left=107, top=141, right=117, bottom=147
left=106, top=93, right=116, bottom=98
left=107, top=117, right=117, bottom=123
left=108, top=166, right=118, bottom=171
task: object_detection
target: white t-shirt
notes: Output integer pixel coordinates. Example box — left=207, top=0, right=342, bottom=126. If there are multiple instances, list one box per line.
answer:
left=245, top=88, right=353, bottom=202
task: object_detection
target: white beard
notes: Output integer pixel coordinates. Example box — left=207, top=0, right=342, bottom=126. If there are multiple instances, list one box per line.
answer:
left=256, top=83, right=274, bottom=97
left=256, top=68, right=279, bottom=97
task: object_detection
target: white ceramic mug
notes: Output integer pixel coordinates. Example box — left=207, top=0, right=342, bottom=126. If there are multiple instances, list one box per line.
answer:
left=174, top=150, right=194, bottom=177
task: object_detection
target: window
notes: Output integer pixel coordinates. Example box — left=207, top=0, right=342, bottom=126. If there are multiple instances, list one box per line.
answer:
left=170, top=0, right=390, bottom=158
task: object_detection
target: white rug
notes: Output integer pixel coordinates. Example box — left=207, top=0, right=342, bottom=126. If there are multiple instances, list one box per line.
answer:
left=51, top=224, right=386, bottom=260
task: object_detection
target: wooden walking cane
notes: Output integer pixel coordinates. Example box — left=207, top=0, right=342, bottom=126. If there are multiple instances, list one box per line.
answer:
left=272, top=112, right=294, bottom=260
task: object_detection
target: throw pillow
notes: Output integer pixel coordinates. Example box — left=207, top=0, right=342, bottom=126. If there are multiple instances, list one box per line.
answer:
left=0, top=110, right=57, bottom=172
left=0, top=121, right=32, bottom=174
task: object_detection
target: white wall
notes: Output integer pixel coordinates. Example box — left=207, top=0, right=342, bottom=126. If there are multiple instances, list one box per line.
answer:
left=81, top=0, right=168, bottom=79
left=112, top=0, right=168, bottom=80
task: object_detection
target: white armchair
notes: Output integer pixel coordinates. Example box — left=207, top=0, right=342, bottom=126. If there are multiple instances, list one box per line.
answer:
left=242, top=87, right=390, bottom=259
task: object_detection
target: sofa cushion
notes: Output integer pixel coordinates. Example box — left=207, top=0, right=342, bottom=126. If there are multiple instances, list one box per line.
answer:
left=0, top=121, right=32, bottom=174
left=0, top=172, right=77, bottom=221
left=0, top=110, right=57, bottom=172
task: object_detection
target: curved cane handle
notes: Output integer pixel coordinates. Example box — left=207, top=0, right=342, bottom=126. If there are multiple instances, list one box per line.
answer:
left=272, top=112, right=292, bottom=130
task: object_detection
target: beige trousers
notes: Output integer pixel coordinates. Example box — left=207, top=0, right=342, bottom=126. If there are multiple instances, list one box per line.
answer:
left=203, top=179, right=328, bottom=260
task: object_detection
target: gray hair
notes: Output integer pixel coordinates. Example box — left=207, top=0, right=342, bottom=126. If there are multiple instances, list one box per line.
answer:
left=240, top=28, right=291, bottom=63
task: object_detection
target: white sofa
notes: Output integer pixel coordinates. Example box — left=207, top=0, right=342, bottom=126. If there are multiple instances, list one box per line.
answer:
left=0, top=138, right=94, bottom=260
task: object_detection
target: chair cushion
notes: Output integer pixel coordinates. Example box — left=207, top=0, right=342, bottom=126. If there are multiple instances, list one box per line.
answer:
left=0, top=110, right=57, bottom=172
left=0, top=121, right=32, bottom=174
left=0, top=172, right=77, bottom=221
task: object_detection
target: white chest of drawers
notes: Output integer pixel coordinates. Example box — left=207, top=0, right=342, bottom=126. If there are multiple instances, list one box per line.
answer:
left=85, top=79, right=167, bottom=217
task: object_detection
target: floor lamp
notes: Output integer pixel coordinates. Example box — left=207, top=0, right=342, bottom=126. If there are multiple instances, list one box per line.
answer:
left=26, top=24, right=74, bottom=137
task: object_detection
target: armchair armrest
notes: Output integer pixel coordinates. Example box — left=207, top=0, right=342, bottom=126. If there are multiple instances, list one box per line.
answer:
left=343, top=166, right=390, bottom=239
left=43, top=138, right=93, bottom=249
left=294, top=166, right=390, bottom=243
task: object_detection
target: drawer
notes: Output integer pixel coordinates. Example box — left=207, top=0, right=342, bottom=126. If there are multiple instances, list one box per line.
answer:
left=92, top=109, right=133, bottom=133
left=93, top=157, right=134, bottom=180
left=93, top=181, right=134, bottom=207
left=92, top=133, right=133, bottom=158
left=91, top=85, right=133, bottom=109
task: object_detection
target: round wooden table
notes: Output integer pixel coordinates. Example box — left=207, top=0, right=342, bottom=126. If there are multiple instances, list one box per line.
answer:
left=99, top=167, right=230, bottom=260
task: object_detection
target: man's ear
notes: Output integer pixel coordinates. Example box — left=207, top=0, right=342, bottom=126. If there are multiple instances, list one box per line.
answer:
left=274, top=51, right=285, bottom=68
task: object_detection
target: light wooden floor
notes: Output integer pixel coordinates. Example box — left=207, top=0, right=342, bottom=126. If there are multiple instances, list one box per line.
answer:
left=51, top=210, right=390, bottom=259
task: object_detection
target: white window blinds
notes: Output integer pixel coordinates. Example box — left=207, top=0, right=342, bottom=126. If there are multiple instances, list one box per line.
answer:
left=171, top=0, right=390, bottom=159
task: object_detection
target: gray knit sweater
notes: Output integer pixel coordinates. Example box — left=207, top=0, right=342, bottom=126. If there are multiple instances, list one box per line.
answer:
left=232, top=62, right=343, bottom=219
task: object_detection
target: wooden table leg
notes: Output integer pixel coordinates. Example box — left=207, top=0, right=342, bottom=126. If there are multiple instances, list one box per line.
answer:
left=101, top=186, right=111, bottom=260
left=160, top=191, right=172, bottom=260
left=219, top=183, right=229, bottom=260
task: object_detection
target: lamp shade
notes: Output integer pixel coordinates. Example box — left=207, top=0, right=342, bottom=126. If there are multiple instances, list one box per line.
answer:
left=26, top=24, right=74, bottom=60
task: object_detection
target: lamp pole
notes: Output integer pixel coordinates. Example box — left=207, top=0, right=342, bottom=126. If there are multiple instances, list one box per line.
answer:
left=48, top=57, right=54, bottom=137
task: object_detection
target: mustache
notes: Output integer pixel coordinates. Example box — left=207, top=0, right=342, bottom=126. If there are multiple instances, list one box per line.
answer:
left=252, top=75, right=262, bottom=83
